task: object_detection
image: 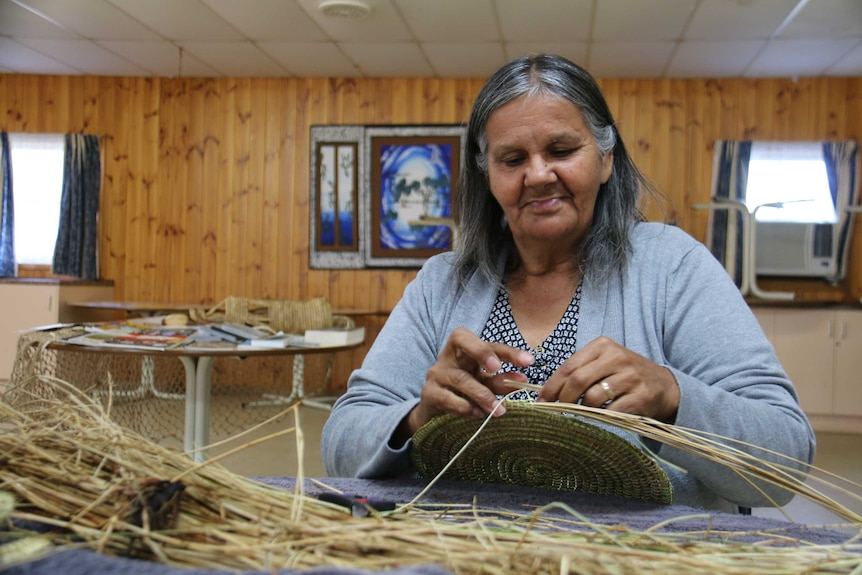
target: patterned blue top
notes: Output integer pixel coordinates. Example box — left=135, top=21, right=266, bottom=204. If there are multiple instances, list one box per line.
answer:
left=480, top=283, right=583, bottom=400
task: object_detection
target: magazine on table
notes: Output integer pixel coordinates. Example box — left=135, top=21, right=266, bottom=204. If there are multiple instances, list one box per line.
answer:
left=63, top=319, right=198, bottom=351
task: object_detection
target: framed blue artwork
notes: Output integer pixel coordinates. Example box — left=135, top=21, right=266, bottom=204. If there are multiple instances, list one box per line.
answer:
left=366, top=125, right=464, bottom=267
left=310, top=124, right=465, bottom=269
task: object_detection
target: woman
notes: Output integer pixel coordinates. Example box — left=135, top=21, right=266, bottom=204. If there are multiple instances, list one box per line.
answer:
left=321, top=54, right=814, bottom=512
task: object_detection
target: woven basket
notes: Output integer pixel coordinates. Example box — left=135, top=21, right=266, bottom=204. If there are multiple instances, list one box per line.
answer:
left=411, top=402, right=673, bottom=504
left=189, top=297, right=353, bottom=333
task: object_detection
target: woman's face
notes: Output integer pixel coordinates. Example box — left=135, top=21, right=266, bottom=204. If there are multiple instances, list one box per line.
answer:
left=484, top=93, right=614, bottom=252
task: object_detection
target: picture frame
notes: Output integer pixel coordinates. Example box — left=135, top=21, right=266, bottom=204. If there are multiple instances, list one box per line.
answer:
left=310, top=124, right=466, bottom=269
left=365, top=125, right=465, bottom=268
left=310, top=125, right=366, bottom=269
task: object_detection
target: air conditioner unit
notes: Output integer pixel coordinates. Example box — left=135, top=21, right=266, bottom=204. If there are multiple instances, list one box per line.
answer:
left=754, top=221, right=836, bottom=278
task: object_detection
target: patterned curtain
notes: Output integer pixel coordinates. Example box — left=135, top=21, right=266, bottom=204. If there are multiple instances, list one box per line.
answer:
left=823, top=141, right=859, bottom=284
left=707, top=140, right=752, bottom=287
left=52, top=134, right=100, bottom=279
left=0, top=132, right=15, bottom=277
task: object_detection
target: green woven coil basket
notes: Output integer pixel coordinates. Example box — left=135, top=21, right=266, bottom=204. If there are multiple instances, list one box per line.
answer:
left=411, top=402, right=673, bottom=504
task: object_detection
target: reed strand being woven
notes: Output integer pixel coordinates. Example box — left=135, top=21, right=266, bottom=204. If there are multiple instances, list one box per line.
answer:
left=1, top=376, right=861, bottom=574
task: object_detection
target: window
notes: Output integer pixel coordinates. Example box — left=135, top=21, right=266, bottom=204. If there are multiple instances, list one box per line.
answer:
left=8, top=134, right=64, bottom=265
left=744, top=142, right=835, bottom=224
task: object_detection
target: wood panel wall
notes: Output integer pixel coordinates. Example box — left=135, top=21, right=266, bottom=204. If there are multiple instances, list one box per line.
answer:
left=2, top=73, right=861, bottom=390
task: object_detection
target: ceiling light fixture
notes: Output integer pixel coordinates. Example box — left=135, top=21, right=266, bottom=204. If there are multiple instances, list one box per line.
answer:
left=318, top=0, right=372, bottom=20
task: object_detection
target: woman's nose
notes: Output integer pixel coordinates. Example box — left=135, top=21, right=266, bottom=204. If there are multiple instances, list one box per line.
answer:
left=523, top=156, right=556, bottom=189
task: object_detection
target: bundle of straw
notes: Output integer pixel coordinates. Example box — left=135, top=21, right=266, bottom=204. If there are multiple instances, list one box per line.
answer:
left=2, top=376, right=862, bottom=574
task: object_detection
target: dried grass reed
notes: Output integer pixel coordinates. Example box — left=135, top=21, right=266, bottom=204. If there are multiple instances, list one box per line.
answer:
left=2, top=376, right=862, bottom=574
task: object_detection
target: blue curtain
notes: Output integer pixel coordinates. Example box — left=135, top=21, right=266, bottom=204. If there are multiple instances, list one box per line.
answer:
left=52, top=134, right=100, bottom=279
left=0, top=133, right=14, bottom=277
left=822, top=141, right=859, bottom=284
left=708, top=140, right=752, bottom=287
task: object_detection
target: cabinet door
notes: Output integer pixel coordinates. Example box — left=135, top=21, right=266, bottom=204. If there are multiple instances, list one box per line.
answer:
left=751, top=307, right=774, bottom=345
left=0, top=284, right=60, bottom=379
left=833, top=310, right=862, bottom=417
left=771, top=309, right=834, bottom=416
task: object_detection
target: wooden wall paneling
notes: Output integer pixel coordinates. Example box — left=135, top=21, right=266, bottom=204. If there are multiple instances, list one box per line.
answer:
left=685, top=80, right=710, bottom=245
left=293, top=79, right=323, bottom=300
left=236, top=78, right=261, bottom=298
left=142, top=78, right=162, bottom=301
left=216, top=79, right=237, bottom=300
left=812, top=77, right=839, bottom=139
left=121, top=78, right=145, bottom=300
left=250, top=78, right=269, bottom=298
left=197, top=79, right=223, bottom=304
left=648, top=79, right=673, bottom=223
left=3, top=74, right=23, bottom=132
left=258, top=78, right=283, bottom=300
left=667, top=80, right=689, bottom=229
left=102, top=78, right=127, bottom=297
left=181, top=79, right=205, bottom=303
left=82, top=76, right=100, bottom=133
left=157, top=79, right=182, bottom=301
left=16, top=75, right=37, bottom=132
left=229, top=79, right=251, bottom=298
left=3, top=73, right=862, bottom=307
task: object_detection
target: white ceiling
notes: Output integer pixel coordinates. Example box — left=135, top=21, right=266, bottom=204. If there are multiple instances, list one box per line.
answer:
left=1, top=0, right=861, bottom=79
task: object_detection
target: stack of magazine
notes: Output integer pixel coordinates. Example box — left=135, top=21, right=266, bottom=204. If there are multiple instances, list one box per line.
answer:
left=63, top=320, right=198, bottom=351
left=62, top=319, right=364, bottom=351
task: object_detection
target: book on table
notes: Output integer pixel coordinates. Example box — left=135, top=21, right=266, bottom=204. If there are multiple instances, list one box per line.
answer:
left=303, top=326, right=365, bottom=347
left=236, top=333, right=318, bottom=349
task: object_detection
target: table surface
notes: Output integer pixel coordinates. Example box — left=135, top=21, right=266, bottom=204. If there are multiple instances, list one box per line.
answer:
left=67, top=300, right=388, bottom=316
left=48, top=337, right=363, bottom=358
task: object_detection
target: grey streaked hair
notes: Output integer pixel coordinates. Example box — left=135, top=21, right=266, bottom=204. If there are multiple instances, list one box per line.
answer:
left=453, top=53, right=658, bottom=287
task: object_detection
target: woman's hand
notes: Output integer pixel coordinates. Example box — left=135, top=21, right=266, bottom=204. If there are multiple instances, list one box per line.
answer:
left=538, top=336, right=680, bottom=423
left=400, top=327, right=535, bottom=438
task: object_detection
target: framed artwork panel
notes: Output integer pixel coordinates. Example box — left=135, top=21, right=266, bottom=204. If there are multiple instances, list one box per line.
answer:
left=310, top=125, right=365, bottom=269
left=365, top=125, right=465, bottom=268
left=309, top=124, right=465, bottom=269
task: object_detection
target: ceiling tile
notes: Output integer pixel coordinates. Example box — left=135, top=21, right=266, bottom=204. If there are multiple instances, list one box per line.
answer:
left=97, top=40, right=219, bottom=77
left=340, top=42, right=433, bottom=77
left=202, top=0, right=328, bottom=41
left=587, top=41, right=677, bottom=78
left=259, top=42, right=362, bottom=76
left=395, top=0, right=498, bottom=42
left=14, top=38, right=149, bottom=75
left=179, top=41, right=288, bottom=76
left=686, top=0, right=796, bottom=41
left=780, top=0, right=862, bottom=39
left=0, top=37, right=80, bottom=74
left=593, top=0, right=694, bottom=41
left=294, top=0, right=412, bottom=42
left=15, top=0, right=162, bottom=40
left=496, top=0, right=592, bottom=42
left=504, top=43, right=589, bottom=69
left=667, top=40, right=765, bottom=78
left=745, top=38, right=860, bottom=77
left=0, top=0, right=79, bottom=38
left=826, top=40, right=862, bottom=76
left=108, top=0, right=243, bottom=41
left=421, top=42, right=506, bottom=77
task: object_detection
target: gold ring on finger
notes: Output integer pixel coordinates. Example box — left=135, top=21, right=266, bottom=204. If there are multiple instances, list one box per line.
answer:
left=600, top=380, right=616, bottom=402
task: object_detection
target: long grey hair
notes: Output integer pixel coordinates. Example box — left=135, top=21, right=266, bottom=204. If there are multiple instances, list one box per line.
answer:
left=452, top=53, right=656, bottom=287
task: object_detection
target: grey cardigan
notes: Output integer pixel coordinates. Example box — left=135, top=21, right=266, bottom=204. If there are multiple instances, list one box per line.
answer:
left=322, top=223, right=815, bottom=512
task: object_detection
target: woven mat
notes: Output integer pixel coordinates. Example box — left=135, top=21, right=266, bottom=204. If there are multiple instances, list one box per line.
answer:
left=411, top=402, right=673, bottom=504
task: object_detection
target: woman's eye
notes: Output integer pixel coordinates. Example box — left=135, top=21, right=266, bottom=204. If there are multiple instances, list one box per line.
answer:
left=501, top=156, right=524, bottom=167
left=551, top=148, right=574, bottom=158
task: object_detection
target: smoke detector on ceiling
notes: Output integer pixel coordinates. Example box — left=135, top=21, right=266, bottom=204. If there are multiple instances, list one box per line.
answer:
left=318, top=0, right=372, bottom=20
